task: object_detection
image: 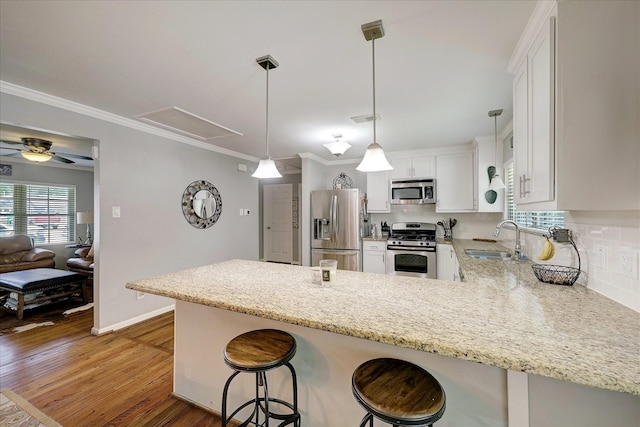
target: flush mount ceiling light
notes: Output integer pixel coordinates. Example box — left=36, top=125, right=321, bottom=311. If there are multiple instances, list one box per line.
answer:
left=252, top=55, right=282, bottom=179
left=323, top=134, right=351, bottom=157
left=21, top=151, right=53, bottom=162
left=356, top=19, right=393, bottom=173
left=488, top=109, right=506, bottom=191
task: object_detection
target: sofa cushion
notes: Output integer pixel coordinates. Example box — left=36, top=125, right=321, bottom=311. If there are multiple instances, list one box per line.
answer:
left=0, top=235, right=34, bottom=255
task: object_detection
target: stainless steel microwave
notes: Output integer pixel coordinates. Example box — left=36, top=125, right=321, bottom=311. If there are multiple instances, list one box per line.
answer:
left=390, top=178, right=436, bottom=205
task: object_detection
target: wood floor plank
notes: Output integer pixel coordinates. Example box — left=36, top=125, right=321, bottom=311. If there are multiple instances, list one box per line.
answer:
left=0, top=307, right=227, bottom=426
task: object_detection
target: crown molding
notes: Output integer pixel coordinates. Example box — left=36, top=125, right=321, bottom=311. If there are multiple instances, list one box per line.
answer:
left=506, top=0, right=557, bottom=74
left=0, top=81, right=260, bottom=163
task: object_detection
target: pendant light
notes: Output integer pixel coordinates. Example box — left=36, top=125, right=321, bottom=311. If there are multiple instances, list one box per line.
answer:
left=252, top=55, right=282, bottom=179
left=488, top=109, right=505, bottom=190
left=323, top=134, right=351, bottom=157
left=356, top=20, right=393, bottom=172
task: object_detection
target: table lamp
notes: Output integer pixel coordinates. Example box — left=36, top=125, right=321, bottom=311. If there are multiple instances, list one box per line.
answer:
left=77, top=211, right=94, bottom=245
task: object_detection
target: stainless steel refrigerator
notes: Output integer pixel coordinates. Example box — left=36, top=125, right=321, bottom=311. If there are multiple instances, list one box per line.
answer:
left=311, top=188, right=361, bottom=271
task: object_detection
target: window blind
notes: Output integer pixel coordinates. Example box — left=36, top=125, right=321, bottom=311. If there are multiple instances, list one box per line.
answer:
left=0, top=182, right=76, bottom=244
left=505, top=162, right=564, bottom=230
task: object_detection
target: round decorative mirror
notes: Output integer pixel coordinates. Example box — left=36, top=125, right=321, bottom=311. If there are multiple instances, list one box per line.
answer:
left=182, top=180, right=222, bottom=228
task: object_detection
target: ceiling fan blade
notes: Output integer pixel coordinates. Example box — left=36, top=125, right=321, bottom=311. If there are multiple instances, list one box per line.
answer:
left=0, top=139, right=23, bottom=145
left=0, top=147, right=23, bottom=152
left=51, top=154, right=75, bottom=164
left=56, top=152, right=93, bottom=160
left=0, top=152, right=22, bottom=158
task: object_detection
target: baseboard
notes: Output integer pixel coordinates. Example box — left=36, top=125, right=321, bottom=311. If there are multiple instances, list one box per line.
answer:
left=91, top=304, right=175, bottom=335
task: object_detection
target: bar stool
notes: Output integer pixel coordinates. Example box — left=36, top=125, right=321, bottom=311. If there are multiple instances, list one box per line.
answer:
left=221, top=329, right=300, bottom=427
left=352, top=358, right=446, bottom=426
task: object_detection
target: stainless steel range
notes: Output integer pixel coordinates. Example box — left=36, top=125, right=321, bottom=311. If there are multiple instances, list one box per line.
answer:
left=386, top=222, right=437, bottom=279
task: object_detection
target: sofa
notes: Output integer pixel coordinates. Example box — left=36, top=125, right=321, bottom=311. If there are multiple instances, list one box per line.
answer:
left=66, top=245, right=94, bottom=278
left=0, top=235, right=56, bottom=273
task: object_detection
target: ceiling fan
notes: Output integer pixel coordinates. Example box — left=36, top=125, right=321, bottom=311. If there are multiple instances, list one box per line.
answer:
left=0, top=137, right=93, bottom=164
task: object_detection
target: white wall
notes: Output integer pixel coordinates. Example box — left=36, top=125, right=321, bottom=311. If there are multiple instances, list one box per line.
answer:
left=1, top=92, right=260, bottom=332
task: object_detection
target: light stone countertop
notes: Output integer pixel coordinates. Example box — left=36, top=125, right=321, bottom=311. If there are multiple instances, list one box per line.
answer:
left=127, top=242, right=640, bottom=396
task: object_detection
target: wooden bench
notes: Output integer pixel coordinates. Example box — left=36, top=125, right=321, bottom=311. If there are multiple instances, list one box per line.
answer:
left=0, top=268, right=87, bottom=320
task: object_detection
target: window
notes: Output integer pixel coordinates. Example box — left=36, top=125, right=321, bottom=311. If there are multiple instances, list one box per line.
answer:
left=505, top=162, right=564, bottom=230
left=0, top=182, right=76, bottom=244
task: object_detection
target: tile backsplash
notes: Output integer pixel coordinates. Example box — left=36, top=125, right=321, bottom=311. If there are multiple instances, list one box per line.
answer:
left=516, top=211, right=640, bottom=313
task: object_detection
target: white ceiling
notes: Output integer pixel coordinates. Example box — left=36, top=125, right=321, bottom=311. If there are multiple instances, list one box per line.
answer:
left=0, top=0, right=536, bottom=167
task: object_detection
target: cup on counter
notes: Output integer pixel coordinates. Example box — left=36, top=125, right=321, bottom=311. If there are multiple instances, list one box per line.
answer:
left=319, top=259, right=338, bottom=285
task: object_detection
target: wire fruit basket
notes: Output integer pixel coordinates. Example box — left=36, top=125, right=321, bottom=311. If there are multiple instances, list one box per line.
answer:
left=532, top=228, right=582, bottom=286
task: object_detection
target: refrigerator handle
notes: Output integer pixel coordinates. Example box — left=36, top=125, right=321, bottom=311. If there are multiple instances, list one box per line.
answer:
left=331, top=193, right=338, bottom=242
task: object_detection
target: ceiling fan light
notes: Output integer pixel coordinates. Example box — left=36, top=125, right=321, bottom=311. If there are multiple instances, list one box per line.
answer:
left=323, top=140, right=352, bottom=157
left=488, top=173, right=506, bottom=190
left=21, top=151, right=52, bottom=162
left=252, top=158, right=283, bottom=179
left=356, top=142, right=393, bottom=172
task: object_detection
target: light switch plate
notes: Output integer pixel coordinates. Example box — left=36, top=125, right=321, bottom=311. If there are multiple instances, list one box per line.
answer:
left=112, top=206, right=121, bottom=218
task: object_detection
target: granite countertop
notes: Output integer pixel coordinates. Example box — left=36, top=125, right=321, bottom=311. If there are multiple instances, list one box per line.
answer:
left=127, top=243, right=640, bottom=396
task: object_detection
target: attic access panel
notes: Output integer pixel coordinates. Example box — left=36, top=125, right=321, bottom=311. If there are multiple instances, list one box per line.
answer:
left=136, top=106, right=242, bottom=141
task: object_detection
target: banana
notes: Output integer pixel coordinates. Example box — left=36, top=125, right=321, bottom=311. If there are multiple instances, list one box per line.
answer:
left=537, top=237, right=555, bottom=261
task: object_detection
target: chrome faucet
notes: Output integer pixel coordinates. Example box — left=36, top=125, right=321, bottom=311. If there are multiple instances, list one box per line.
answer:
left=493, top=220, right=522, bottom=259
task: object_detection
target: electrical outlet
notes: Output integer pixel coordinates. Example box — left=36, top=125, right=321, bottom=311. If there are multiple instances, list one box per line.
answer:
left=136, top=291, right=145, bottom=300
left=620, top=249, right=639, bottom=279
left=593, top=245, right=606, bottom=268
left=245, top=209, right=251, bottom=216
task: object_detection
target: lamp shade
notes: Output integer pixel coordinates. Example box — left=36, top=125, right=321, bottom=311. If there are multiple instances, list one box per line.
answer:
left=21, top=152, right=52, bottom=162
left=77, top=211, right=94, bottom=225
left=252, top=159, right=283, bottom=179
left=356, top=143, right=393, bottom=172
left=488, top=174, right=506, bottom=190
left=323, top=140, right=351, bottom=157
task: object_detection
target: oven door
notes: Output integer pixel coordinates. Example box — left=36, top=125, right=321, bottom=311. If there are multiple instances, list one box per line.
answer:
left=386, top=248, right=436, bottom=279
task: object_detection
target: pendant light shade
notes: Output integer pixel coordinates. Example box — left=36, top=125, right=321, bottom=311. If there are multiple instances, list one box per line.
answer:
left=488, top=109, right=505, bottom=190
left=252, top=159, right=282, bottom=179
left=356, top=20, right=393, bottom=173
left=252, top=55, right=282, bottom=179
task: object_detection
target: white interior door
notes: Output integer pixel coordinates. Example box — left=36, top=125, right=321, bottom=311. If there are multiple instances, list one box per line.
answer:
left=263, top=184, right=293, bottom=263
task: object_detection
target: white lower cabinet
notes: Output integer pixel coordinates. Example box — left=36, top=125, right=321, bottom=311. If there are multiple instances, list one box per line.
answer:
left=362, top=240, right=386, bottom=274
left=437, top=244, right=460, bottom=281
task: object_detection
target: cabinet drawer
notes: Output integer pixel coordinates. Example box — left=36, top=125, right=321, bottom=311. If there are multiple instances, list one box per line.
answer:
left=363, top=241, right=386, bottom=252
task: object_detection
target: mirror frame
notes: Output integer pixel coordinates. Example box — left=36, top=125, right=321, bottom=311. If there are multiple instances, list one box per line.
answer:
left=181, top=180, right=222, bottom=228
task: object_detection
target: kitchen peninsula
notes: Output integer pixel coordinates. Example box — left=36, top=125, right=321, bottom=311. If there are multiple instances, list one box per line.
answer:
left=127, top=255, right=640, bottom=427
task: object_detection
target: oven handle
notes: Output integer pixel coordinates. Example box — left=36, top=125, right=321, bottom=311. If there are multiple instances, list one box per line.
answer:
left=386, top=246, right=436, bottom=253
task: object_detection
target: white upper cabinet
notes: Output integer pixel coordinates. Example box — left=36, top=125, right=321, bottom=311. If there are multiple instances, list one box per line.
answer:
left=436, top=150, right=476, bottom=212
left=509, top=1, right=639, bottom=210
left=512, top=16, right=555, bottom=205
left=390, top=155, right=435, bottom=179
left=366, top=171, right=390, bottom=213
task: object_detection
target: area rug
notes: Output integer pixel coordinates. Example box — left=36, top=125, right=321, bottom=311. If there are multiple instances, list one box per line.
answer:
left=0, top=389, right=62, bottom=427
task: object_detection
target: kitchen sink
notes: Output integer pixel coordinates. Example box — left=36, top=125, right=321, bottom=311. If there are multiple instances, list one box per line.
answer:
left=464, top=249, right=512, bottom=260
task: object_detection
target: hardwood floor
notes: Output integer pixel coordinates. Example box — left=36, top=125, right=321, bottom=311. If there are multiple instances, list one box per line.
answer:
left=0, top=307, right=227, bottom=426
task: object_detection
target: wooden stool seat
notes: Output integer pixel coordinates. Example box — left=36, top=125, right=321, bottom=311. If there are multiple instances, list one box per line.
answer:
left=222, top=329, right=300, bottom=427
left=224, top=328, right=296, bottom=371
left=352, top=358, right=446, bottom=426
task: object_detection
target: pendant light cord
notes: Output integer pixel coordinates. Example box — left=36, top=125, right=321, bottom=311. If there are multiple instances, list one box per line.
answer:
left=265, top=63, right=270, bottom=158
left=372, top=36, right=377, bottom=145
left=494, top=113, right=498, bottom=166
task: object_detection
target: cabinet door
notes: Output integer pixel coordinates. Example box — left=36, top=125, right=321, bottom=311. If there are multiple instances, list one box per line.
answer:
left=362, top=241, right=386, bottom=274
left=390, top=158, right=412, bottom=179
left=436, top=245, right=456, bottom=281
left=412, top=155, right=436, bottom=178
left=513, top=58, right=529, bottom=204
left=436, top=151, right=476, bottom=212
left=514, top=17, right=555, bottom=205
left=366, top=171, right=390, bottom=213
